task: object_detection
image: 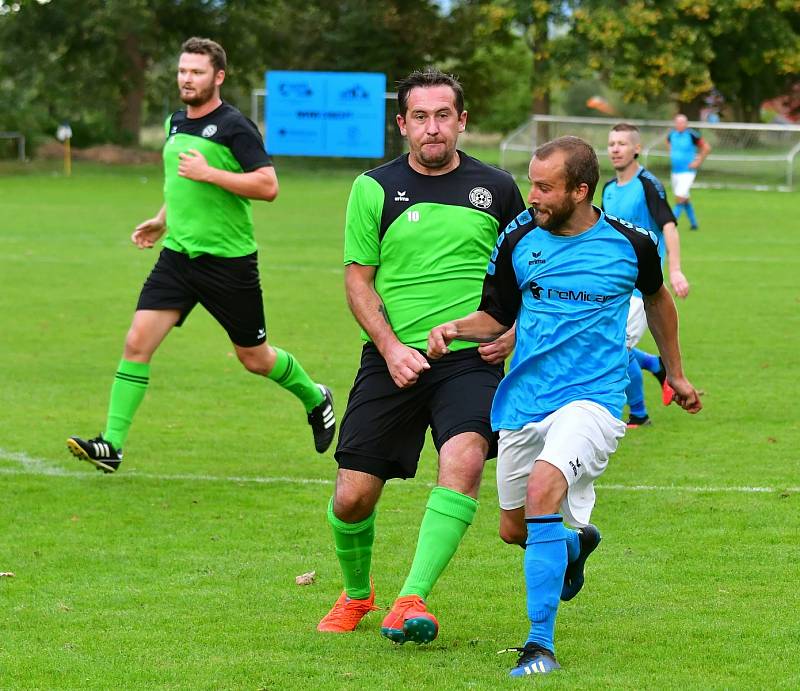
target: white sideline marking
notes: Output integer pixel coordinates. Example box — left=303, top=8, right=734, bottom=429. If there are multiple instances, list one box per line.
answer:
left=0, top=448, right=797, bottom=494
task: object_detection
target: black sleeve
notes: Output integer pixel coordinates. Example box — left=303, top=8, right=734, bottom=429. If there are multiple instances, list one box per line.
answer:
left=499, top=179, right=526, bottom=231
left=607, top=216, right=664, bottom=296
left=229, top=115, right=273, bottom=172
left=641, top=175, right=676, bottom=230
left=600, top=178, right=615, bottom=210
left=478, top=226, right=522, bottom=327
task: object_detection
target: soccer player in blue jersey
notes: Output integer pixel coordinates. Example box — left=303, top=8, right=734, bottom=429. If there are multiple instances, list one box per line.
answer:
left=667, top=114, right=711, bottom=230
left=603, top=123, right=690, bottom=426
left=427, top=136, right=702, bottom=675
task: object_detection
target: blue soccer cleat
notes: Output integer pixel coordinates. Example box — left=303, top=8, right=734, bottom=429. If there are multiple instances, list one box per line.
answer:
left=505, top=643, right=561, bottom=676
left=561, top=523, right=601, bottom=601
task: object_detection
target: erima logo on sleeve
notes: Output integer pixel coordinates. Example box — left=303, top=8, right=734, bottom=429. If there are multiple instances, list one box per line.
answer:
left=202, top=124, right=218, bottom=138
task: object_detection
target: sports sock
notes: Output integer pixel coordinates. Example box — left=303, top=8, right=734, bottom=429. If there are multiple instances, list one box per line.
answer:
left=673, top=202, right=685, bottom=220
left=267, top=347, right=324, bottom=413
left=632, top=348, right=660, bottom=374
left=626, top=351, right=648, bottom=418
left=524, top=515, right=568, bottom=653
left=399, top=486, right=478, bottom=599
left=565, top=526, right=580, bottom=563
left=103, top=359, right=150, bottom=449
left=685, top=201, right=698, bottom=227
left=327, top=498, right=375, bottom=600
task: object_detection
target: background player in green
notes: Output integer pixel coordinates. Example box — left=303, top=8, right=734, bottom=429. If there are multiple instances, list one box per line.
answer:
left=66, top=37, right=335, bottom=472
left=317, top=68, right=525, bottom=642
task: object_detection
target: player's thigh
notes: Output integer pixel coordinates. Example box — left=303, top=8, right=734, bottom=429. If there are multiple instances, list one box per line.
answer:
left=136, top=247, right=198, bottom=326
left=428, top=348, right=503, bottom=457
left=193, top=252, right=267, bottom=348
left=497, top=423, right=546, bottom=512
left=125, top=309, right=181, bottom=360
left=539, top=400, right=626, bottom=526
left=626, top=295, right=647, bottom=349
left=335, top=344, right=431, bottom=481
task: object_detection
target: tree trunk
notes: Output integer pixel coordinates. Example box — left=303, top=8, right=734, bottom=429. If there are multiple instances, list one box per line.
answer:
left=119, top=33, right=146, bottom=145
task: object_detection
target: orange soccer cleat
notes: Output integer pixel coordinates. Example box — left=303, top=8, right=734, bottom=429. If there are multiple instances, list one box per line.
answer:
left=317, top=585, right=378, bottom=633
left=380, top=595, right=439, bottom=644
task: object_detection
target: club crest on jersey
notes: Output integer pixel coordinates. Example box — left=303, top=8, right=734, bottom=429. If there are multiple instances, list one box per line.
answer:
left=469, top=187, right=492, bottom=209
left=394, top=190, right=410, bottom=202
left=201, top=124, right=218, bottom=138
left=170, top=125, right=178, bottom=134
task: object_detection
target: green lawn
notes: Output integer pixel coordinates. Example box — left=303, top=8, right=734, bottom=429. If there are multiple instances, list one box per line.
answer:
left=1, top=160, right=799, bottom=689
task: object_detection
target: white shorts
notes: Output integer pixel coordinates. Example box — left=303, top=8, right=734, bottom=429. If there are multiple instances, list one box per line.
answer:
left=671, top=171, right=696, bottom=198
left=496, top=401, right=626, bottom=526
left=626, top=295, right=647, bottom=349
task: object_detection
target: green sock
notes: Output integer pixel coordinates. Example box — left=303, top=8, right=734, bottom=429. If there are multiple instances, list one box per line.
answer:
left=399, top=486, right=478, bottom=599
left=103, top=359, right=150, bottom=449
left=267, top=347, right=324, bottom=413
left=327, top=498, right=375, bottom=600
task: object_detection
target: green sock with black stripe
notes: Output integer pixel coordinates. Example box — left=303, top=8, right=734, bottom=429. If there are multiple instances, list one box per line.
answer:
left=103, top=359, right=150, bottom=449
left=267, top=347, right=324, bottom=412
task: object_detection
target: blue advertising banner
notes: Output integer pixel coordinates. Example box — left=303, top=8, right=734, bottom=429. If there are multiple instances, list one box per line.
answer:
left=266, top=71, right=386, bottom=158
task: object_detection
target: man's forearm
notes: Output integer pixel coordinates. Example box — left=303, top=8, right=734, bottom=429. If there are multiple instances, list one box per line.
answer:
left=205, top=167, right=278, bottom=201
left=662, top=223, right=682, bottom=273
left=346, top=279, right=401, bottom=356
left=450, top=311, right=509, bottom=343
left=644, top=286, right=684, bottom=378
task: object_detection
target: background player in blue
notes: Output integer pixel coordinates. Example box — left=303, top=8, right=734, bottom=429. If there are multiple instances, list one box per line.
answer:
left=603, top=122, right=690, bottom=427
left=667, top=114, right=711, bottom=230
left=428, top=136, right=702, bottom=675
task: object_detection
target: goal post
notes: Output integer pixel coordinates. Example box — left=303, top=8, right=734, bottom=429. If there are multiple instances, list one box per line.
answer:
left=500, top=115, right=800, bottom=192
left=0, top=131, right=25, bottom=161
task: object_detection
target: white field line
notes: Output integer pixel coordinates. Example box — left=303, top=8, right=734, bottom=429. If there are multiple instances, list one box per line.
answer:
left=1, top=448, right=797, bottom=494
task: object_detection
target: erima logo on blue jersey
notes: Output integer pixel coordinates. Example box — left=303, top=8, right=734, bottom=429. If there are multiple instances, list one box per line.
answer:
left=529, top=251, right=545, bottom=266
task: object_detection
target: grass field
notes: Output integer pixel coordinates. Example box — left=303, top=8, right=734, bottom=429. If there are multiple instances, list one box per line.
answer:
left=1, top=157, right=799, bottom=690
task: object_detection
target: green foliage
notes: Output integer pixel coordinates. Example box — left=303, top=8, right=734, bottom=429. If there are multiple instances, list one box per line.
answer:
left=1, top=163, right=799, bottom=687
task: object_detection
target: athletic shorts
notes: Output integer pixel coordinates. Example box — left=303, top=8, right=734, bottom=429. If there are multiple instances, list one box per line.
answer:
left=496, top=400, right=626, bottom=526
left=136, top=247, right=267, bottom=347
left=671, top=171, right=696, bottom=198
left=626, top=295, right=647, bottom=349
left=335, top=342, right=504, bottom=481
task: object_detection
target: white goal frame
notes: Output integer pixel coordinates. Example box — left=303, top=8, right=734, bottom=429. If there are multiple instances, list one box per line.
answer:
left=500, top=114, right=800, bottom=192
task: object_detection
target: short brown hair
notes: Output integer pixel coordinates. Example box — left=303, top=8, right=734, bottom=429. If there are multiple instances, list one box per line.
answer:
left=610, top=122, right=639, bottom=135
left=396, top=67, right=464, bottom=116
left=534, top=136, right=599, bottom=199
left=180, top=37, right=226, bottom=73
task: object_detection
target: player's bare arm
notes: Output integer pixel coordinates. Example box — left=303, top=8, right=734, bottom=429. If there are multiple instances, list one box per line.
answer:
left=690, top=138, right=711, bottom=169
left=345, top=263, right=429, bottom=388
left=477, top=322, right=516, bottom=364
left=178, top=149, right=279, bottom=201
left=131, top=204, right=167, bottom=249
left=661, top=221, right=689, bottom=298
left=643, top=284, right=702, bottom=413
left=428, top=311, right=508, bottom=359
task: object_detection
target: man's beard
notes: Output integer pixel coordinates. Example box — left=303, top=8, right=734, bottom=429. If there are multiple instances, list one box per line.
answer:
left=180, top=83, right=215, bottom=106
left=534, top=197, right=576, bottom=232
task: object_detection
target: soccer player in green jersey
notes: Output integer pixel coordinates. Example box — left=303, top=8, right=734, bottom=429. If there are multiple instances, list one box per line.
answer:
left=67, top=37, right=335, bottom=473
left=317, top=68, right=526, bottom=642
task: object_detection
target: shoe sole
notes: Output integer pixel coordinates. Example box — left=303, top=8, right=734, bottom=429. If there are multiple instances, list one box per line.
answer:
left=380, top=614, right=438, bottom=644
left=66, top=438, right=117, bottom=473
left=561, top=525, right=601, bottom=601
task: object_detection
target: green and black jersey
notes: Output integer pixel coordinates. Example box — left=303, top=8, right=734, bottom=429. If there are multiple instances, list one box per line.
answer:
left=162, top=102, right=272, bottom=258
left=345, top=151, right=525, bottom=350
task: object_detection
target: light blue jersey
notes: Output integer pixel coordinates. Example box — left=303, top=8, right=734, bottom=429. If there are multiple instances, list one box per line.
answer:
left=667, top=129, right=702, bottom=173
left=479, top=208, right=663, bottom=429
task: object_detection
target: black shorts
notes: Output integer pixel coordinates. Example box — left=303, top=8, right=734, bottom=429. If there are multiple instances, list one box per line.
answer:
left=335, top=343, right=504, bottom=481
left=136, top=248, right=267, bottom=347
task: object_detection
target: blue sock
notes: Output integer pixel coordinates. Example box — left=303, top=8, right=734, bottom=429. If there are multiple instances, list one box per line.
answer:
left=565, top=527, right=580, bottom=563
left=633, top=348, right=660, bottom=374
left=626, top=351, right=648, bottom=418
left=524, top=515, right=568, bottom=653
left=673, top=203, right=685, bottom=220
left=685, top=201, right=698, bottom=227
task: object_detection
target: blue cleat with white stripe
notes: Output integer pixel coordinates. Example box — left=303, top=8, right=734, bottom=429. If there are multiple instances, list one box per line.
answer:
left=506, top=643, right=561, bottom=677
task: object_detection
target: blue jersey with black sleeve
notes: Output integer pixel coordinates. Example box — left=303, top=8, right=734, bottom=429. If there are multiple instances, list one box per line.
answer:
left=667, top=128, right=702, bottom=173
left=601, top=165, right=675, bottom=262
left=479, top=207, right=663, bottom=429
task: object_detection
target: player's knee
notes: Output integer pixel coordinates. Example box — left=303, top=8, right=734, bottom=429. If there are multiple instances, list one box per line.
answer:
left=236, top=349, right=269, bottom=375
left=123, top=329, right=154, bottom=361
left=332, top=490, right=375, bottom=523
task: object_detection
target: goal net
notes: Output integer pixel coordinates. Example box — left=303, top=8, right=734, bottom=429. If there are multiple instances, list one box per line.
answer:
left=500, top=115, right=800, bottom=192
